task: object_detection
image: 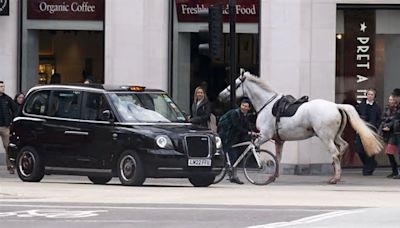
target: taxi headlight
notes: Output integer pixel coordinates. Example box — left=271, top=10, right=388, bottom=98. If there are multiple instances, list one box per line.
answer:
left=215, top=136, right=222, bottom=149
left=156, top=135, right=173, bottom=149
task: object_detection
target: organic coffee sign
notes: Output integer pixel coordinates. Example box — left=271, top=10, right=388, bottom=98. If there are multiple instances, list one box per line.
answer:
left=343, top=10, right=376, bottom=103
left=0, top=0, right=9, bottom=16
left=176, top=0, right=259, bottom=23
left=27, top=0, right=104, bottom=21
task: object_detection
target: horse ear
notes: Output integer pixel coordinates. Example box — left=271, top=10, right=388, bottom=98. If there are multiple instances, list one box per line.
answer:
left=240, top=68, right=246, bottom=76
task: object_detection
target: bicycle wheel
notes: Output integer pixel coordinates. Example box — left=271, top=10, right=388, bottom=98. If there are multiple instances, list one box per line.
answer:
left=243, top=149, right=278, bottom=185
left=213, top=151, right=229, bottom=184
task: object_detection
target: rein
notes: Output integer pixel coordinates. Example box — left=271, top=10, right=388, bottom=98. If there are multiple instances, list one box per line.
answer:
left=256, top=93, right=278, bottom=114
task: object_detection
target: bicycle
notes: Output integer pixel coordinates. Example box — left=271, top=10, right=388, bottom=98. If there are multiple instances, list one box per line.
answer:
left=213, top=136, right=279, bottom=185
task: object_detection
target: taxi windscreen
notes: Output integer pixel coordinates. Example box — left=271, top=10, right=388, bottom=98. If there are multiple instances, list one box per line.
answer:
left=109, top=92, right=186, bottom=123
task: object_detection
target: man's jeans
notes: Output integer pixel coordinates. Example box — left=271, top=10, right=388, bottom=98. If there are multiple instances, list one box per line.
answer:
left=0, top=127, right=12, bottom=168
left=355, top=135, right=377, bottom=174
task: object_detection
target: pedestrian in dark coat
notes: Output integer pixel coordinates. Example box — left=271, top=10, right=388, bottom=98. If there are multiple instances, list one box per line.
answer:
left=356, top=88, right=381, bottom=176
left=0, top=81, right=18, bottom=174
left=189, top=86, right=211, bottom=128
left=390, top=89, right=400, bottom=179
left=14, top=92, right=25, bottom=115
left=379, top=95, right=398, bottom=178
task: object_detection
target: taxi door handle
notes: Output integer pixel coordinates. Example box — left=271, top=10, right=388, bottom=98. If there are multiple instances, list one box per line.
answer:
left=64, top=131, right=89, bottom=136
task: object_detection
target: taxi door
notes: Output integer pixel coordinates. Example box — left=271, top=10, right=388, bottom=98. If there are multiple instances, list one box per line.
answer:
left=76, top=92, right=117, bottom=169
left=43, top=90, right=87, bottom=168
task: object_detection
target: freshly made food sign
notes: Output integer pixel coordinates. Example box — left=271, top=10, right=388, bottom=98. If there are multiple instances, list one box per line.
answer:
left=176, top=0, right=259, bottom=23
left=28, top=0, right=104, bottom=20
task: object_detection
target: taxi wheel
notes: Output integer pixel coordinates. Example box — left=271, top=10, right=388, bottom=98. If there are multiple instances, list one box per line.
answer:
left=88, top=176, right=112, bottom=184
left=117, top=151, right=145, bottom=186
left=189, top=174, right=214, bottom=187
left=16, top=146, right=44, bottom=182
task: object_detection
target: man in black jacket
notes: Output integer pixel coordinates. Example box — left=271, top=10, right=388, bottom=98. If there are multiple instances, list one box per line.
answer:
left=0, top=81, right=18, bottom=174
left=220, top=98, right=257, bottom=184
left=356, top=88, right=381, bottom=176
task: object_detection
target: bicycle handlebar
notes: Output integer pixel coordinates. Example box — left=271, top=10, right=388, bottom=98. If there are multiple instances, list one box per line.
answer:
left=248, top=132, right=261, bottom=142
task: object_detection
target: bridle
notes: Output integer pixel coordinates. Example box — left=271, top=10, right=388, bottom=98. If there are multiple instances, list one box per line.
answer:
left=226, top=75, right=246, bottom=94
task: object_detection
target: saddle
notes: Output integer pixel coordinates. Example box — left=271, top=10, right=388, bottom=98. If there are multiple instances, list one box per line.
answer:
left=271, top=95, right=309, bottom=142
left=272, top=95, right=309, bottom=122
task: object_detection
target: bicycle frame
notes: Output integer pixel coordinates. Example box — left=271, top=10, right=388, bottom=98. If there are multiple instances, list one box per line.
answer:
left=230, top=141, right=262, bottom=169
left=213, top=138, right=278, bottom=185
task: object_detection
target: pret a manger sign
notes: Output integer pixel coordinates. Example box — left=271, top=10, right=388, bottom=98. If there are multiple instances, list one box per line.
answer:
left=343, top=10, right=376, bottom=103
left=28, top=0, right=104, bottom=21
left=356, top=34, right=371, bottom=101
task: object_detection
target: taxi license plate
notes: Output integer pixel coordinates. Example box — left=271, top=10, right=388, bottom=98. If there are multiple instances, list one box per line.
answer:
left=188, top=158, right=211, bottom=167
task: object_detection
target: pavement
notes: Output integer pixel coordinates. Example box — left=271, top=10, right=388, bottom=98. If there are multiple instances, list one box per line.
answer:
left=1, top=164, right=399, bottom=207
left=1, top=146, right=399, bottom=202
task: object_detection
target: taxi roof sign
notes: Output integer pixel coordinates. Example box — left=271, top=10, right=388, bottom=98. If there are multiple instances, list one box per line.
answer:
left=124, top=85, right=146, bottom=91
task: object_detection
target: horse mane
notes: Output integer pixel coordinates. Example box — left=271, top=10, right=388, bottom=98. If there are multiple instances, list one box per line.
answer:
left=244, top=73, right=275, bottom=92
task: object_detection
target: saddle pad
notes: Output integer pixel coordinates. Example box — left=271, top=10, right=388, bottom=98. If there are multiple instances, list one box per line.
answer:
left=272, top=95, right=308, bottom=118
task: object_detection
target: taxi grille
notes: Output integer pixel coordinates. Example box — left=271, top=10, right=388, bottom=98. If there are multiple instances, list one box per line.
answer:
left=185, top=136, right=210, bottom=157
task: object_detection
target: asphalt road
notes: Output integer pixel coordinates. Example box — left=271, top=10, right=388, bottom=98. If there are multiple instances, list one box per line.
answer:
left=1, top=167, right=400, bottom=228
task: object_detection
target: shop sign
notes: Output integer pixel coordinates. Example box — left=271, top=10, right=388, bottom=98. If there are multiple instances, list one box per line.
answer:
left=176, top=0, right=259, bottom=23
left=0, top=0, right=9, bottom=16
left=27, top=0, right=104, bottom=21
left=343, top=10, right=376, bottom=103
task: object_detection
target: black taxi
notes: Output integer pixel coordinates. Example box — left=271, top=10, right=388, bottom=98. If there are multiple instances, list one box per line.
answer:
left=8, top=84, right=224, bottom=187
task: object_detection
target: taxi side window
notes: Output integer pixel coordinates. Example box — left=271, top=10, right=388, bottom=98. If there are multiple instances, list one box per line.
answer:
left=24, top=90, right=49, bottom=115
left=82, top=92, right=109, bottom=121
left=48, top=91, right=82, bottom=119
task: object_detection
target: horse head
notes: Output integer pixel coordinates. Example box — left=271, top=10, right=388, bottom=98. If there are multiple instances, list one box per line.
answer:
left=217, top=71, right=255, bottom=103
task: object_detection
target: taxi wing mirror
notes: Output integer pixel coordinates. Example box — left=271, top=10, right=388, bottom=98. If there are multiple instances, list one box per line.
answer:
left=182, top=111, right=190, bottom=121
left=101, top=110, right=114, bottom=122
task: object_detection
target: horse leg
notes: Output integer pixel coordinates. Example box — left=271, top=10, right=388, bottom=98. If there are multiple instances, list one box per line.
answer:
left=325, top=141, right=341, bottom=184
left=335, top=135, right=349, bottom=161
left=334, top=109, right=349, bottom=161
left=274, top=141, right=284, bottom=177
left=318, top=130, right=342, bottom=184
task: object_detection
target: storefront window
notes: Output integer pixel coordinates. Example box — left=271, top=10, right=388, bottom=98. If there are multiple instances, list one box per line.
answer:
left=336, top=6, right=400, bottom=167
left=20, top=0, right=104, bottom=92
left=171, top=0, right=260, bottom=114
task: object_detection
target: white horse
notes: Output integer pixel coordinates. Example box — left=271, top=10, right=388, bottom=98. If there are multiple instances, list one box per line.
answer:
left=218, top=72, right=383, bottom=184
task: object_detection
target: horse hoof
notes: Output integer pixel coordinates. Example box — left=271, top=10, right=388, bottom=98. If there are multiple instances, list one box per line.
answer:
left=328, top=178, right=338, bottom=184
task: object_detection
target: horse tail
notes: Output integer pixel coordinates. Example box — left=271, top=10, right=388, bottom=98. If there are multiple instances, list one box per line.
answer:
left=336, top=104, right=383, bottom=156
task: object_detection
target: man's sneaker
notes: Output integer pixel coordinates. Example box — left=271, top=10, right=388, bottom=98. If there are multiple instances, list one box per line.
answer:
left=7, top=166, right=15, bottom=175
left=387, top=173, right=396, bottom=178
left=362, top=172, right=373, bottom=176
left=392, top=175, right=400, bottom=179
left=229, top=177, right=244, bottom=185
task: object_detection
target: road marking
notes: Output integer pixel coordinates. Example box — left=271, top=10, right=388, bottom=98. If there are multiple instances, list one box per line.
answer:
left=0, top=203, right=339, bottom=212
left=0, top=209, right=107, bottom=218
left=248, top=209, right=366, bottom=227
left=1, top=219, right=150, bottom=223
